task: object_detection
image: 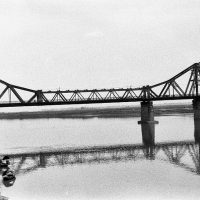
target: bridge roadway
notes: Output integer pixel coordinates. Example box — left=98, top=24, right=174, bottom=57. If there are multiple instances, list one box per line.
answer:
left=0, top=62, right=200, bottom=106
left=2, top=140, right=200, bottom=176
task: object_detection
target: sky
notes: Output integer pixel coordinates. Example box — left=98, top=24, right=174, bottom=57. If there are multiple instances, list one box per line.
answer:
left=0, top=0, right=200, bottom=92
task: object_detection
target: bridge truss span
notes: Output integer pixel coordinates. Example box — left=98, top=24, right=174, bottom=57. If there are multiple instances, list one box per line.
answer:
left=0, top=62, right=200, bottom=107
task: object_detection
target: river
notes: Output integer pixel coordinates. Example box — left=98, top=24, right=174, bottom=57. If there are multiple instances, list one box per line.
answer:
left=0, top=113, right=199, bottom=200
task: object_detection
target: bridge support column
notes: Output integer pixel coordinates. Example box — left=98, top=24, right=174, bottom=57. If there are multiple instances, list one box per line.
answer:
left=36, top=90, right=43, bottom=103
left=39, top=154, right=46, bottom=167
left=193, top=98, right=200, bottom=143
left=138, top=101, right=158, bottom=145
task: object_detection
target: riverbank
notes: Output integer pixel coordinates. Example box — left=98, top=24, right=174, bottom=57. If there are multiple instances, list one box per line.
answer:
left=0, top=104, right=193, bottom=119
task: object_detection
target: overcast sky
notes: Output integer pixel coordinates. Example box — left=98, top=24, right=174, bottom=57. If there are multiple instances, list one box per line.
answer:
left=0, top=0, right=200, bottom=91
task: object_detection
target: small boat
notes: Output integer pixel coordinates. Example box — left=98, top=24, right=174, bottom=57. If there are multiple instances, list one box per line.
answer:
left=2, top=170, right=15, bottom=181
left=2, top=178, right=16, bottom=187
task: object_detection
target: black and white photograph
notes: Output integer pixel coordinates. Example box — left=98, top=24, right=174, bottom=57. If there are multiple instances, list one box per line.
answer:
left=0, top=0, right=200, bottom=199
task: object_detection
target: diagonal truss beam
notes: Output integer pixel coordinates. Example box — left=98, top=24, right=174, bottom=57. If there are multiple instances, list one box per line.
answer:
left=9, top=86, right=25, bottom=103
left=0, top=86, right=9, bottom=99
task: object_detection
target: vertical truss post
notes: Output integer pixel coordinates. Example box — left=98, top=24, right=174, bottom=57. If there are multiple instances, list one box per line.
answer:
left=142, top=86, right=146, bottom=99
left=36, top=90, right=43, bottom=103
left=8, top=88, right=11, bottom=103
left=194, top=64, right=199, bottom=96
left=138, top=101, right=158, bottom=145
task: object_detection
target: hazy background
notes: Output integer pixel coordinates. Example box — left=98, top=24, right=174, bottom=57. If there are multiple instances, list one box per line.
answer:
left=0, top=0, right=200, bottom=91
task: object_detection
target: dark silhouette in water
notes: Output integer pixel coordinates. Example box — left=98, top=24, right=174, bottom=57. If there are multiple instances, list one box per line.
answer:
left=0, top=156, right=16, bottom=187
left=2, top=177, right=16, bottom=187
left=0, top=156, right=10, bottom=169
left=2, top=169, right=15, bottom=181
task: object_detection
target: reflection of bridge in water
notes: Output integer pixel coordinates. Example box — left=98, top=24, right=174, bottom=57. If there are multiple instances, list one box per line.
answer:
left=3, top=116, right=200, bottom=177
left=5, top=140, right=200, bottom=176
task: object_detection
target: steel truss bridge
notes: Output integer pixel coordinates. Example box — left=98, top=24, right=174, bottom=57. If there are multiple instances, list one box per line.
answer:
left=4, top=140, right=200, bottom=176
left=0, top=63, right=200, bottom=107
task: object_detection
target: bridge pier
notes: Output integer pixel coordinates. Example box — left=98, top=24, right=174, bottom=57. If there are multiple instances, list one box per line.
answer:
left=39, top=154, right=46, bottom=167
left=138, top=101, right=158, bottom=145
left=193, top=98, right=200, bottom=143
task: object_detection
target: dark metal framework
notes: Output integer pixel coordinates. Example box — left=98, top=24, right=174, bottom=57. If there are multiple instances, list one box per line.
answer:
left=5, top=140, right=200, bottom=175
left=0, top=63, right=200, bottom=107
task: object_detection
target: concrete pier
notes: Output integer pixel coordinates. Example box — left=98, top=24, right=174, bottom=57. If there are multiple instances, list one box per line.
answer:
left=193, top=98, right=200, bottom=143
left=138, top=101, right=158, bottom=145
left=39, top=153, right=46, bottom=167
left=140, top=123, right=156, bottom=146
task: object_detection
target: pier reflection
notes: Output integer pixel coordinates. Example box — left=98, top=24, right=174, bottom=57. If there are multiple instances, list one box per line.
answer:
left=3, top=140, right=200, bottom=176
left=194, top=119, right=200, bottom=143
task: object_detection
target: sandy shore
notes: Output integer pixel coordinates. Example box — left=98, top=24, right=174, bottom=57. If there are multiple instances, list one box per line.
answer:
left=0, top=104, right=193, bottom=119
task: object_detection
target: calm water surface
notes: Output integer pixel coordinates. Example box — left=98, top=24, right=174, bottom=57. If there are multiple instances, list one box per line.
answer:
left=0, top=113, right=199, bottom=200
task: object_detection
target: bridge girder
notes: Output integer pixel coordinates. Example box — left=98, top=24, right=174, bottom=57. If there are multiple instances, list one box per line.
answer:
left=0, top=62, right=200, bottom=106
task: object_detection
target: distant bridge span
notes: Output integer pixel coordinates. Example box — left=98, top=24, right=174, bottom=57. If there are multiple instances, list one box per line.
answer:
left=0, top=62, right=200, bottom=107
